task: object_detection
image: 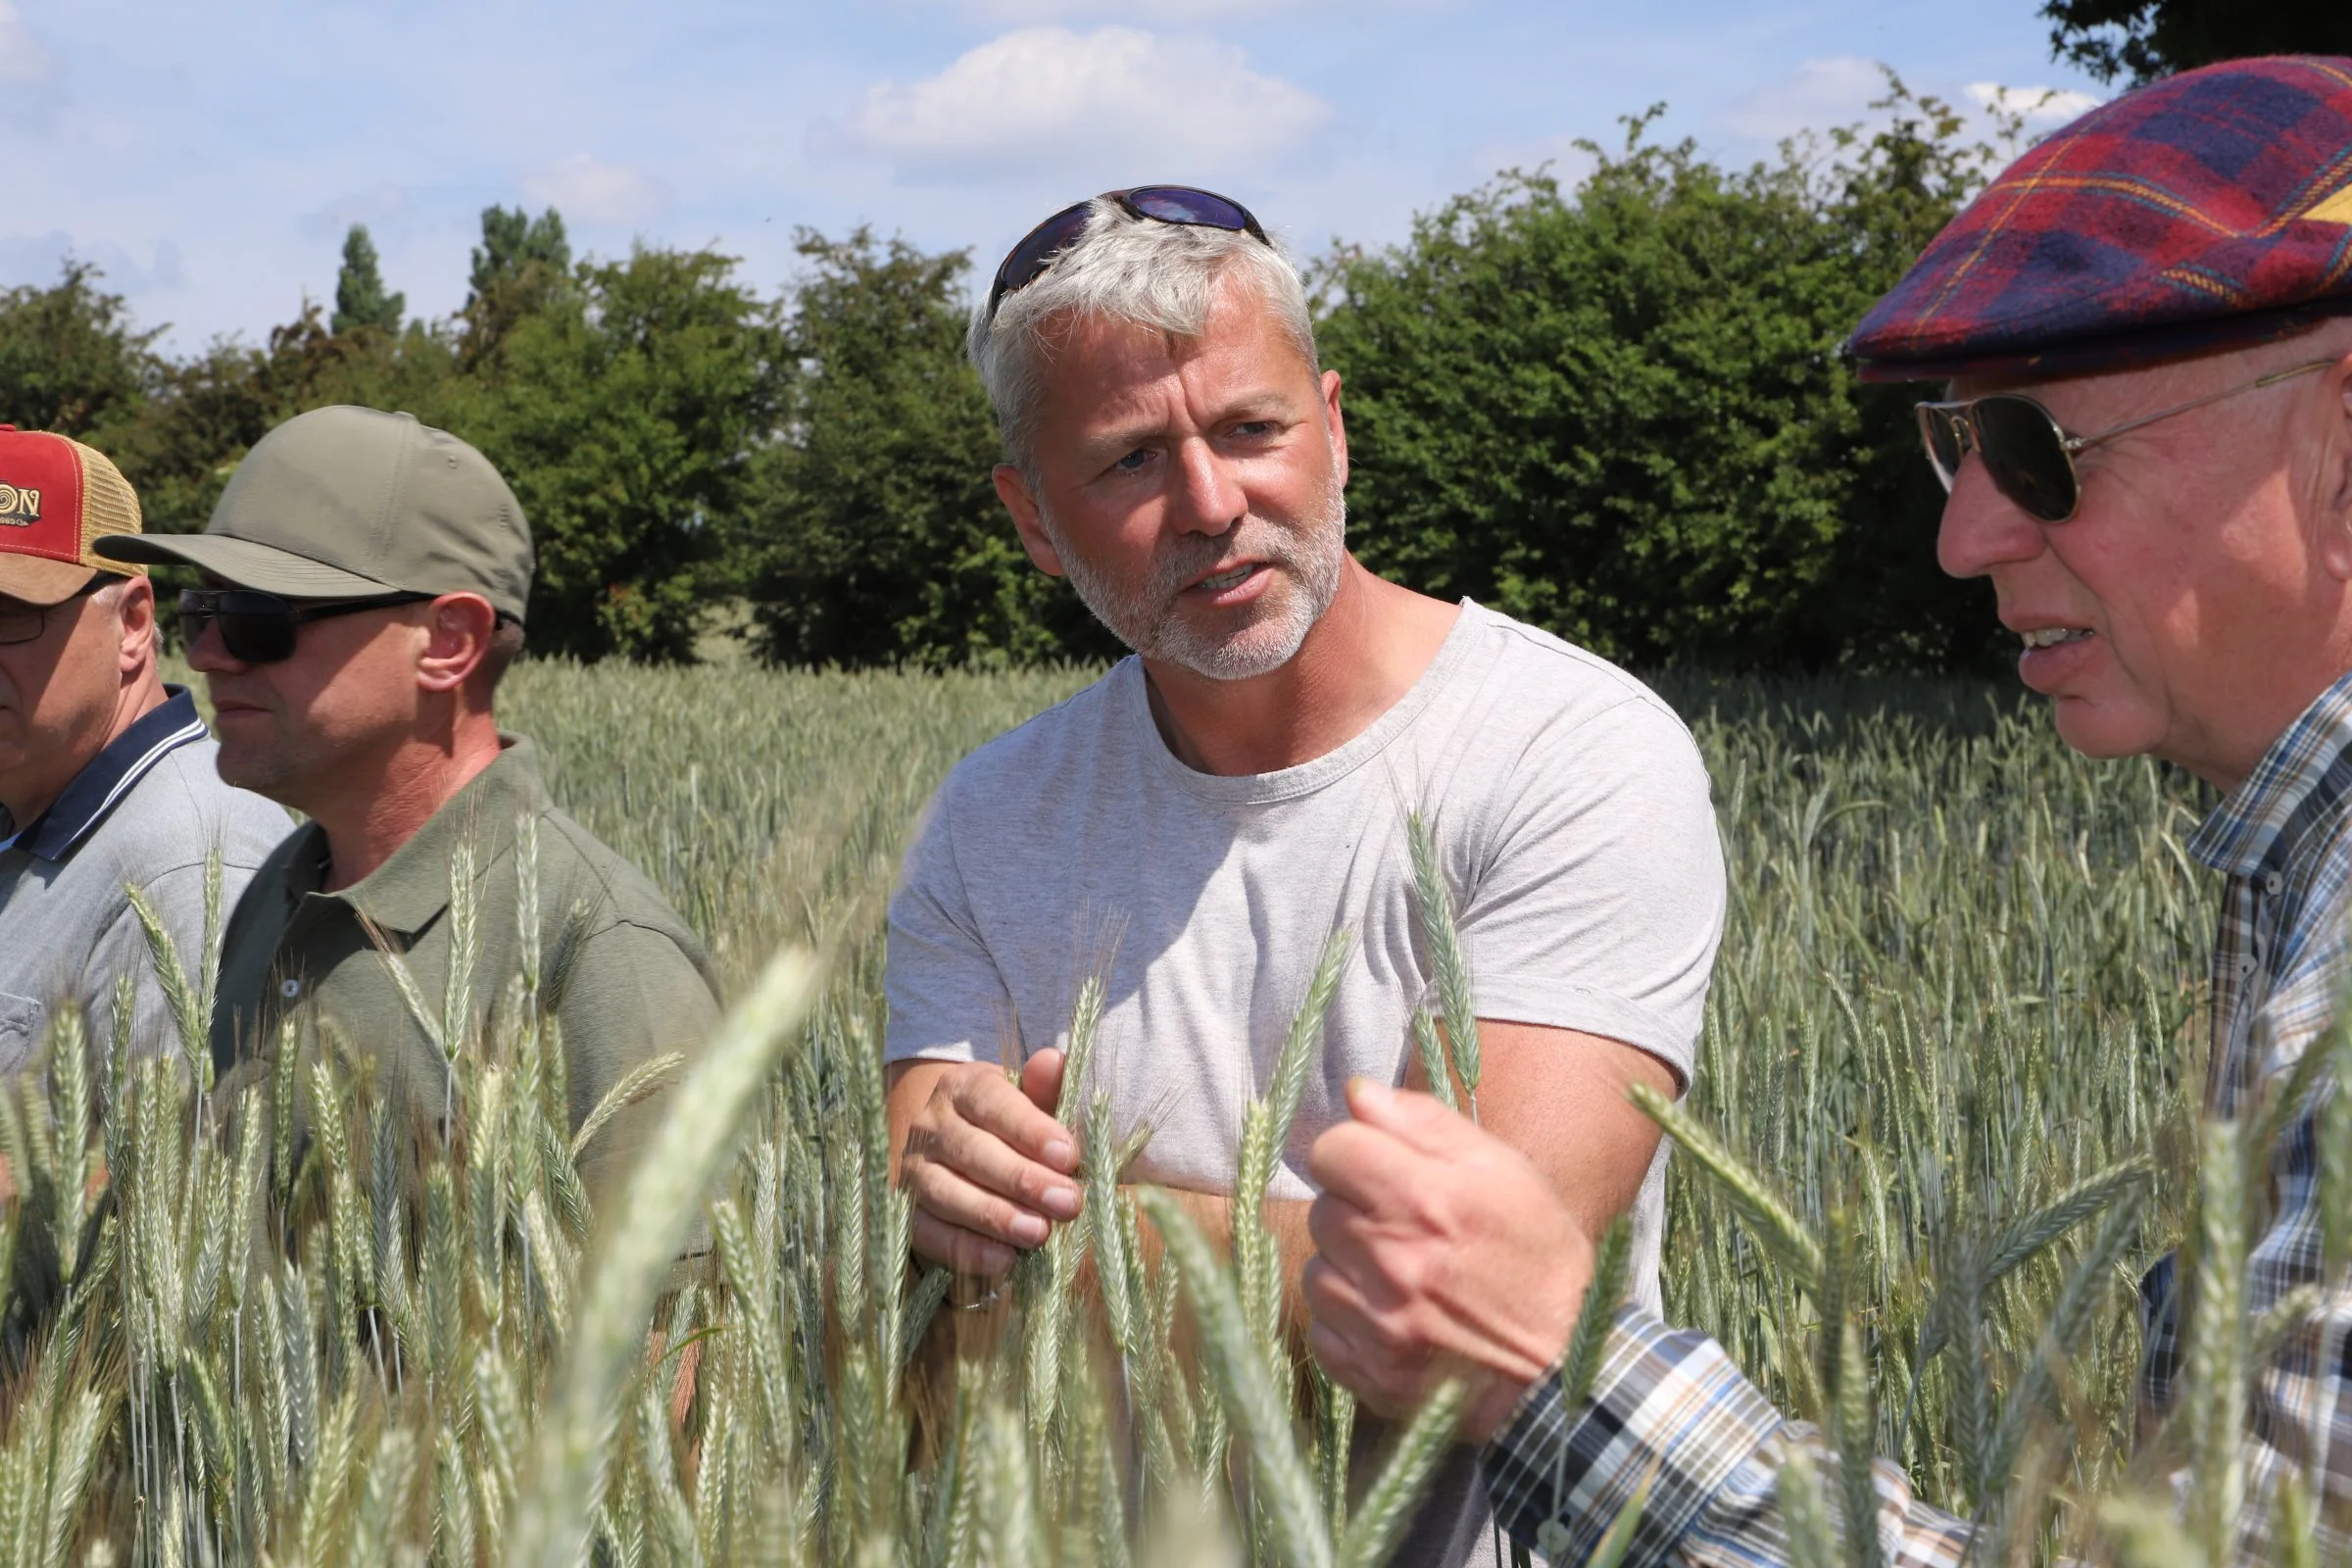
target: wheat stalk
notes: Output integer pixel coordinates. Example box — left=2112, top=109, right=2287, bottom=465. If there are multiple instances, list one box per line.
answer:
left=508, top=944, right=821, bottom=1568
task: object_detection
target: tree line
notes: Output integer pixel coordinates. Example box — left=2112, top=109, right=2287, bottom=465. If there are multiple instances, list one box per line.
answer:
left=4, top=3, right=2339, bottom=671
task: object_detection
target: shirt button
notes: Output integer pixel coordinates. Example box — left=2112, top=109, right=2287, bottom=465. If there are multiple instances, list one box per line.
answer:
left=2264, top=872, right=2284, bottom=895
left=280, top=979, right=302, bottom=1000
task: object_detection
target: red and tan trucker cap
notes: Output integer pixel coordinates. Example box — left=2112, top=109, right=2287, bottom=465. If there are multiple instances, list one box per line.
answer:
left=0, top=425, right=146, bottom=607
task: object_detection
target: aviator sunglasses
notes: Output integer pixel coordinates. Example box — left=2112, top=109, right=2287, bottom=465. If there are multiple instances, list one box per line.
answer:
left=1916, top=358, right=2336, bottom=523
left=985, top=185, right=1270, bottom=323
left=178, top=587, right=430, bottom=664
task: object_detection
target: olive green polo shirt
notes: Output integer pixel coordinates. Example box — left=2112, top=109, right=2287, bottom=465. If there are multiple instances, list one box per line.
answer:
left=211, top=735, right=721, bottom=1191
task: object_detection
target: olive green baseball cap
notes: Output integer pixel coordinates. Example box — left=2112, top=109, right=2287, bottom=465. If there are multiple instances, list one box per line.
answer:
left=95, top=405, right=533, bottom=622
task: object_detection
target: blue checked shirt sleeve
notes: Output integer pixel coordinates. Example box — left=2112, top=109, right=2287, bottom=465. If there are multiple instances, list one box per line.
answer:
left=1485, top=1304, right=1975, bottom=1568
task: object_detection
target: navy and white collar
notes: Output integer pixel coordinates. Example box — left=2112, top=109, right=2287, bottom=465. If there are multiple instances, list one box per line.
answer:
left=11, top=686, right=211, bottom=863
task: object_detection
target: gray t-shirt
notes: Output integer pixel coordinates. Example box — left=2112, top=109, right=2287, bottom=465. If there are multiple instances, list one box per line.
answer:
left=884, top=601, right=1727, bottom=1308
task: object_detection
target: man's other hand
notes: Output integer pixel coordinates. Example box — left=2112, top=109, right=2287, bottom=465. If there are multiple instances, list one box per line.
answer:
left=889, top=1048, right=1082, bottom=1278
left=1304, top=1077, right=1595, bottom=1441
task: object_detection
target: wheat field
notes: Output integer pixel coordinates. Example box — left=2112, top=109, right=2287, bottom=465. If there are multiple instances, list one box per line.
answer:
left=0, top=659, right=2304, bottom=1566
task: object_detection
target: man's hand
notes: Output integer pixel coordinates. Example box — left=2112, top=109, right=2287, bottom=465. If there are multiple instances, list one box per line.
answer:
left=889, top=1048, right=1082, bottom=1277
left=1304, top=1077, right=1595, bottom=1441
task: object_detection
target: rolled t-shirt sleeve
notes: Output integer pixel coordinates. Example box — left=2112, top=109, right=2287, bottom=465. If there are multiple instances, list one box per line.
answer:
left=1455, top=693, right=1726, bottom=1085
left=884, top=786, right=1014, bottom=1068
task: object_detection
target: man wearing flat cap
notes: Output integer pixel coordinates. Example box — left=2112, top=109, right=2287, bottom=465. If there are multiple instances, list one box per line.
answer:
left=97, top=405, right=721, bottom=1191
left=1298, top=55, right=2352, bottom=1564
left=0, top=426, right=287, bottom=1069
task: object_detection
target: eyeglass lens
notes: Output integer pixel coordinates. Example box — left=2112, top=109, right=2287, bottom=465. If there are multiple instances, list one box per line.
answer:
left=989, top=187, right=1262, bottom=320
left=1917, top=398, right=2082, bottom=524
left=1124, top=187, right=1250, bottom=229
left=179, top=591, right=298, bottom=664
left=994, top=203, right=1094, bottom=301
left=1920, top=408, right=1967, bottom=491
left=1973, top=397, right=2079, bottom=523
left=0, top=604, right=48, bottom=646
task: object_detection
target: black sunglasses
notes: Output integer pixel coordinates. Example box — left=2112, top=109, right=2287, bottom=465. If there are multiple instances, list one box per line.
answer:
left=178, top=587, right=430, bottom=664
left=984, top=185, right=1270, bottom=324
left=1916, top=359, right=2334, bottom=523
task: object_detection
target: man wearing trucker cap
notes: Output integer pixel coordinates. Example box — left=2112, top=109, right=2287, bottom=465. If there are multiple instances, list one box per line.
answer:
left=98, top=404, right=720, bottom=1191
left=1298, top=56, right=2352, bottom=1565
left=0, top=427, right=287, bottom=1070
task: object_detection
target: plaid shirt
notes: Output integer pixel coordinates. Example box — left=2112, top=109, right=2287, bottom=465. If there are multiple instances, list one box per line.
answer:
left=1485, top=669, right=2352, bottom=1566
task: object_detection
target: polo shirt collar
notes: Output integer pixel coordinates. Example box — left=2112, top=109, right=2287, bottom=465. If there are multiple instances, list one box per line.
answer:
left=12, top=686, right=212, bottom=863
left=329, top=734, right=551, bottom=938
left=2187, top=667, right=2352, bottom=881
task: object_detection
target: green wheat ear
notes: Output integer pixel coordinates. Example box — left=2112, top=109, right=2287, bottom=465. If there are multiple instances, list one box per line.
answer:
left=1558, top=1215, right=1634, bottom=1412
left=1334, top=1378, right=1464, bottom=1568
left=1631, top=1081, right=1824, bottom=1289
left=1778, top=1446, right=1838, bottom=1568
left=508, top=945, right=823, bottom=1568
left=1405, top=810, right=1481, bottom=1105
left=1137, top=1187, right=1332, bottom=1568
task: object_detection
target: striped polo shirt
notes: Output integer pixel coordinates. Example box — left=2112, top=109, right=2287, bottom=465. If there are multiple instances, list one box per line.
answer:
left=0, top=686, right=289, bottom=1068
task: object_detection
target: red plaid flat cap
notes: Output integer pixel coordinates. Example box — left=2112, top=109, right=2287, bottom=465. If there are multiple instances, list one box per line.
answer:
left=1849, top=55, right=2352, bottom=383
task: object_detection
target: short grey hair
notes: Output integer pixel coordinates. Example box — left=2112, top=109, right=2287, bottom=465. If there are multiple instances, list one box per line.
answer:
left=967, top=196, right=1320, bottom=472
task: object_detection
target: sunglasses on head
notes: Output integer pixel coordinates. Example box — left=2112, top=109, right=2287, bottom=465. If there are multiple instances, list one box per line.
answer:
left=1916, top=358, right=2337, bottom=523
left=985, top=185, right=1270, bottom=324
left=178, top=587, right=430, bottom=664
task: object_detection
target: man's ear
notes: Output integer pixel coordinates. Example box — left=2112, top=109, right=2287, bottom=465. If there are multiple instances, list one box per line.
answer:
left=1321, top=368, right=1349, bottom=491
left=995, top=465, right=1066, bottom=577
left=416, top=594, right=497, bottom=695
left=2322, top=357, right=2352, bottom=581
left=113, top=576, right=157, bottom=676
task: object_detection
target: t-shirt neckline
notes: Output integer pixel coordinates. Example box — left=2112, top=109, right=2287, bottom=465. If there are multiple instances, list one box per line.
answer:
left=1128, top=599, right=1490, bottom=806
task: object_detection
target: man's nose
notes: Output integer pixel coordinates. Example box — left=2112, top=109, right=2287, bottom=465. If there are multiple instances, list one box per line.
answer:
left=1168, top=438, right=1245, bottom=537
left=1936, top=459, right=2047, bottom=580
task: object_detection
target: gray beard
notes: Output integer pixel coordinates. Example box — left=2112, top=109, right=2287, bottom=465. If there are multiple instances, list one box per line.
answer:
left=1043, top=475, right=1348, bottom=682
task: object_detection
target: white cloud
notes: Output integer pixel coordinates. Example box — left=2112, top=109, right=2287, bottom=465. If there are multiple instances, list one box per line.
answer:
left=0, top=1, right=57, bottom=88
left=1965, top=81, right=2103, bottom=129
left=827, top=26, right=1332, bottom=183
left=1716, top=55, right=1887, bottom=145
left=1713, top=58, right=2106, bottom=159
left=520, top=154, right=672, bottom=226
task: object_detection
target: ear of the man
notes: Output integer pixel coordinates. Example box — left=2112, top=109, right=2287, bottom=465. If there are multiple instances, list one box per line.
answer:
left=416, top=594, right=497, bottom=695
left=1321, top=368, right=1350, bottom=490
left=2319, top=350, right=2352, bottom=582
left=995, top=465, right=1067, bottom=578
left=112, top=576, right=156, bottom=676
left=2336, top=350, right=2352, bottom=519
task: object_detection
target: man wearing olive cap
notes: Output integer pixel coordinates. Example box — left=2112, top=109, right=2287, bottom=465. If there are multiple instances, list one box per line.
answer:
left=0, top=427, right=287, bottom=1069
left=1298, top=55, right=2352, bottom=1565
left=98, top=404, right=721, bottom=1192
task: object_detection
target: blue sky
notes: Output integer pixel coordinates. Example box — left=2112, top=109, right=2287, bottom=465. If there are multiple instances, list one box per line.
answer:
left=0, top=0, right=2106, bottom=353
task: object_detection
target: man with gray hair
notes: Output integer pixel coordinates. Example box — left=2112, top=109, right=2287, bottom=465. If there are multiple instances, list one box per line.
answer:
left=884, top=186, right=1728, bottom=1560
left=1302, top=56, right=2352, bottom=1568
left=0, top=425, right=288, bottom=1069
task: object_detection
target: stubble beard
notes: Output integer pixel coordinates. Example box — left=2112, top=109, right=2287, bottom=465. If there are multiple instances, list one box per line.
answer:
left=1043, top=472, right=1349, bottom=682
left=211, top=710, right=326, bottom=808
